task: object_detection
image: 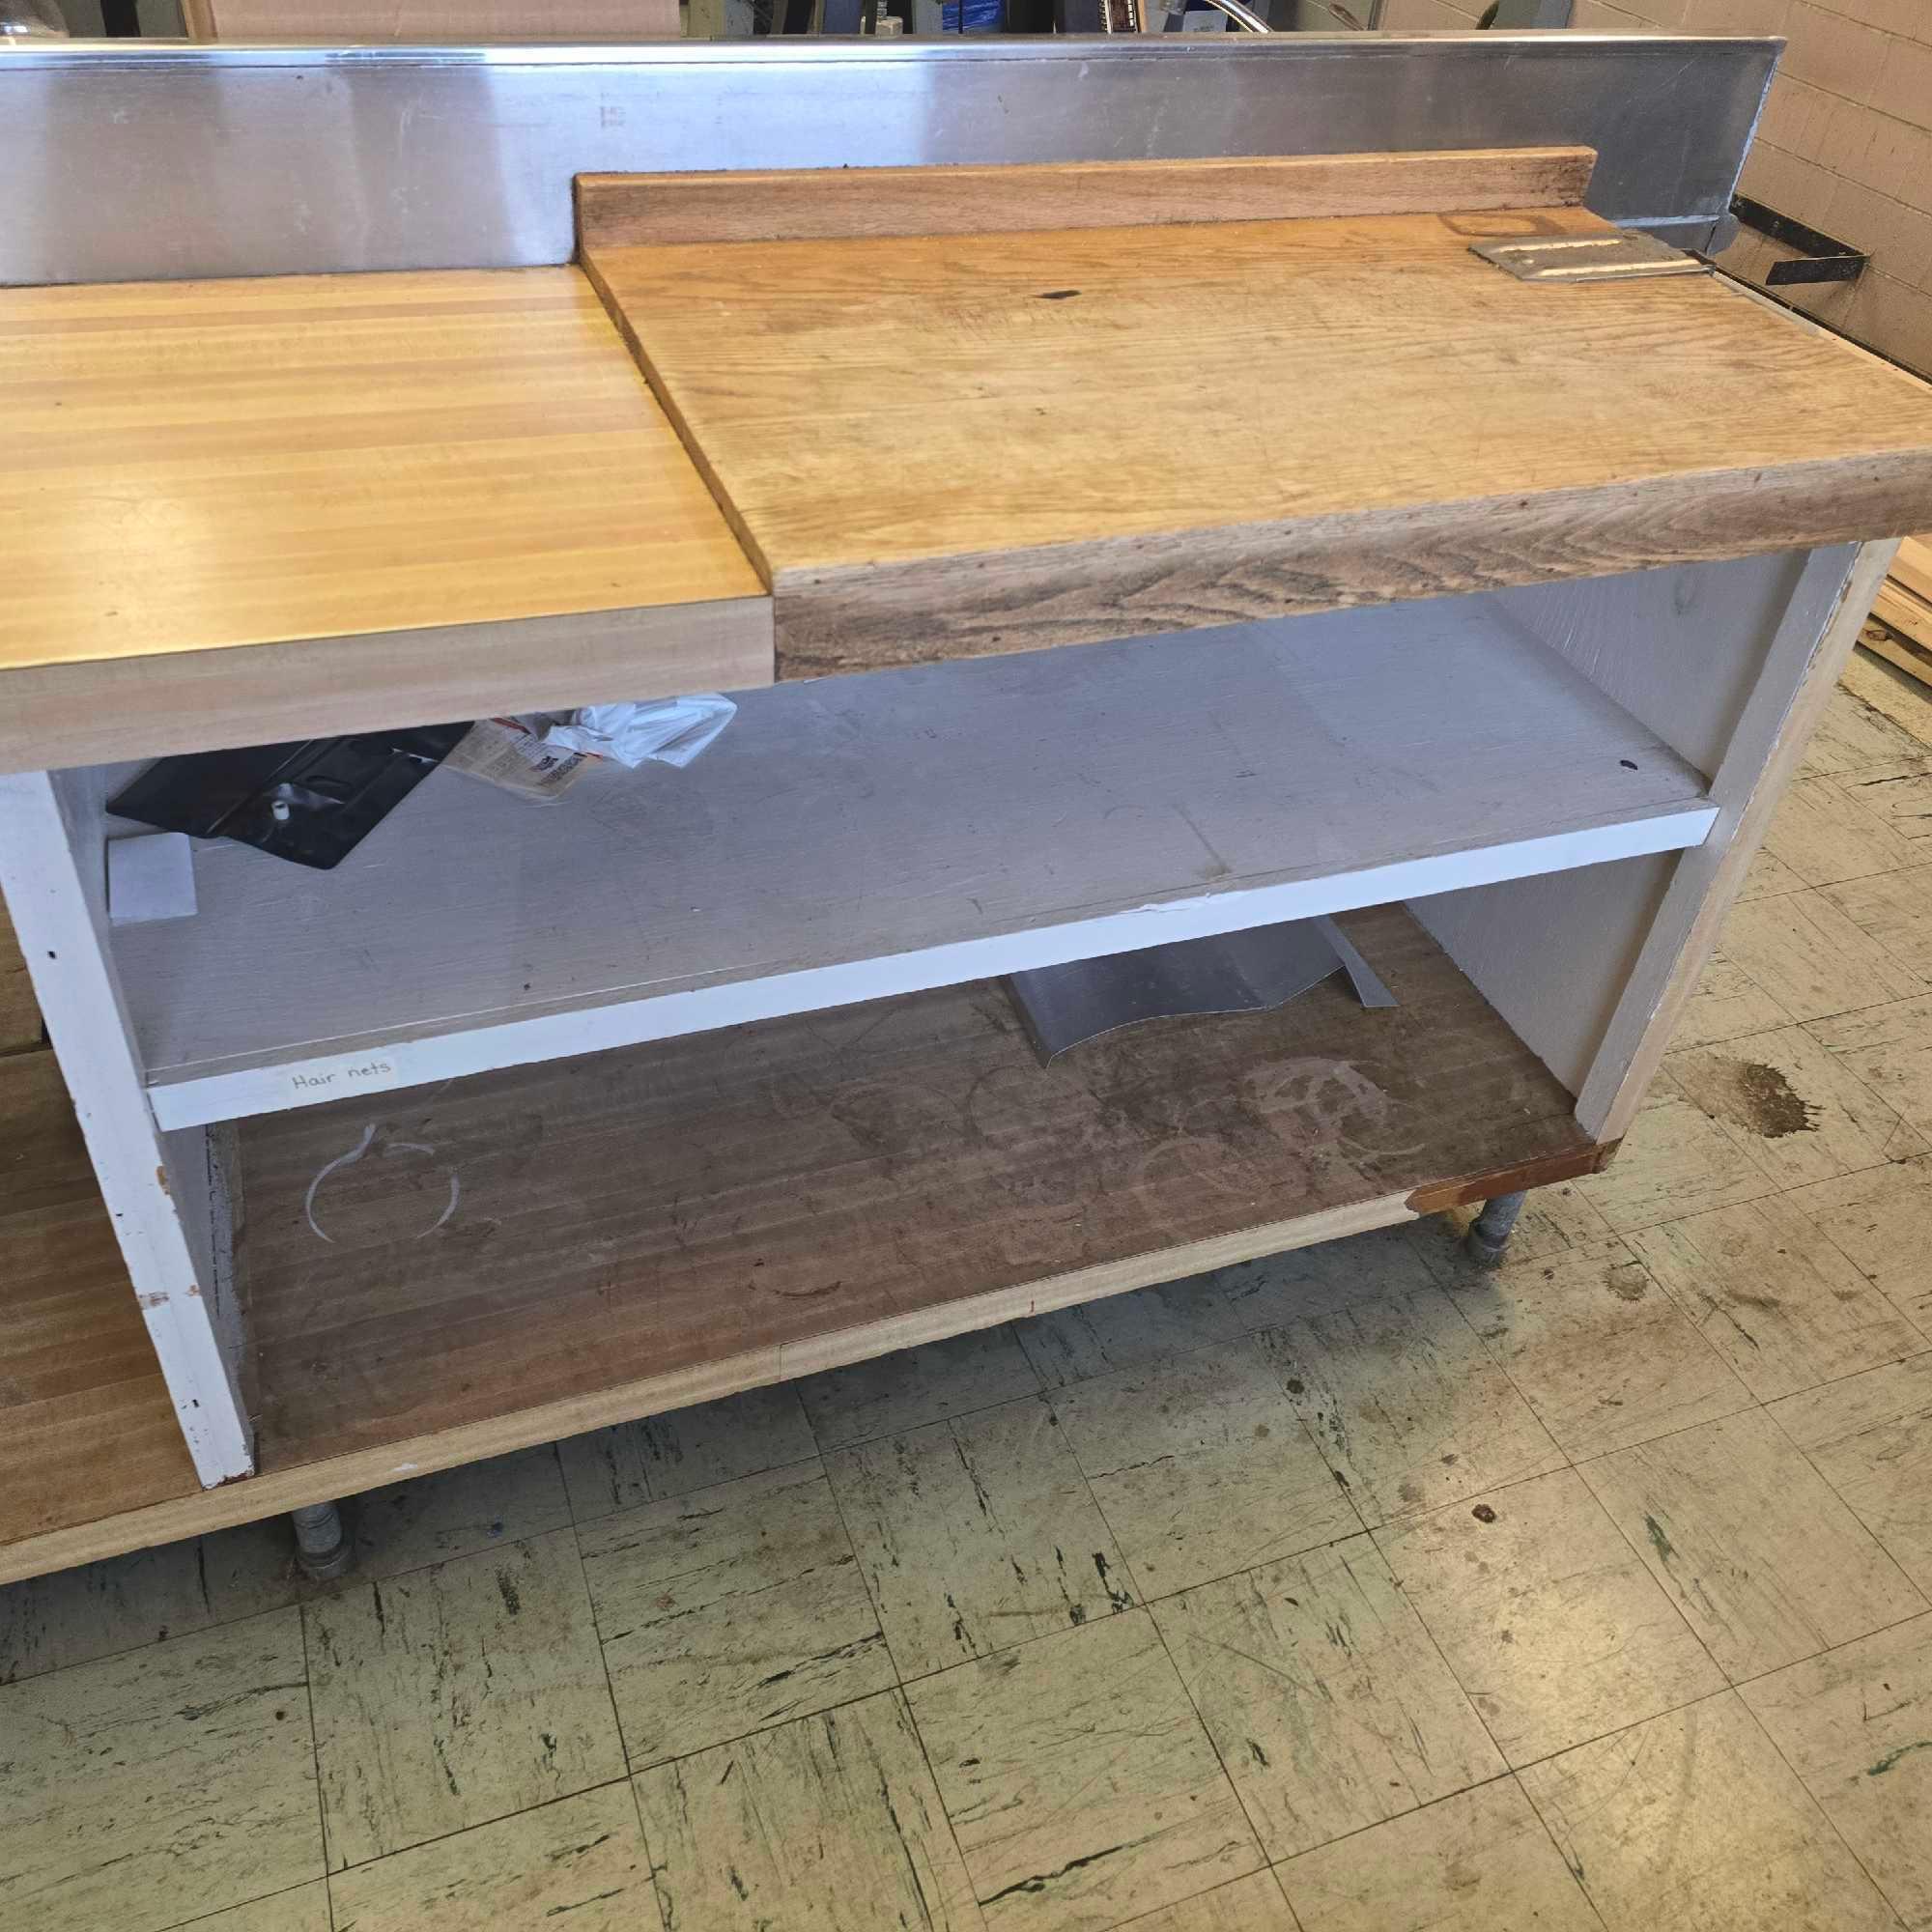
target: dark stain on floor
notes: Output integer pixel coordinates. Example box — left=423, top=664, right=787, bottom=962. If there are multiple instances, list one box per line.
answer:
left=1710, top=1062, right=1820, bottom=1140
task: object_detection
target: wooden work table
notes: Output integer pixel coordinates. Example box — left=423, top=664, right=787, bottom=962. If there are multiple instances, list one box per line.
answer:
left=1, top=144, right=1929, bottom=1585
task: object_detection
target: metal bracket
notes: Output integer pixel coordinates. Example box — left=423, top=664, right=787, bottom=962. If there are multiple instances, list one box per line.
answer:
left=1470, top=232, right=1709, bottom=284
left=1730, top=194, right=1869, bottom=287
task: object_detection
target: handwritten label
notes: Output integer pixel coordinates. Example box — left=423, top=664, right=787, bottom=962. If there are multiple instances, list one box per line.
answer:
left=286, top=1054, right=410, bottom=1100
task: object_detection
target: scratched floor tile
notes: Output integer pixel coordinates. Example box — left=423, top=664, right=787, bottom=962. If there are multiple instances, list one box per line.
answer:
left=798, top=1326, right=1041, bottom=1451
left=577, top=1459, right=894, bottom=1769
left=163, top=1883, right=331, bottom=1932
left=1811, top=995, right=1932, bottom=1145
left=1051, top=1337, right=1358, bottom=1597
left=1573, top=1091, right=1776, bottom=1233
left=1276, top=1777, right=1599, bottom=1932
left=1450, top=1243, right=1752, bottom=1460
left=1011, top=1274, right=1248, bottom=1388
left=1580, top=1406, right=1926, bottom=1683
left=636, top=1690, right=981, bottom=1932
left=337, top=1446, right=572, bottom=1575
left=1151, top=1533, right=1503, bottom=1860
left=0, top=1534, right=223, bottom=1685
left=1824, top=864, right=1932, bottom=975
left=1772, top=1355, right=1932, bottom=1593
left=1378, top=1467, right=1722, bottom=1766
left=1662, top=1023, right=1923, bottom=1191
left=0, top=1609, right=320, bottom=1932
left=1842, top=647, right=1932, bottom=748
left=906, top=1609, right=1262, bottom=1932
left=1761, top=774, right=1920, bottom=886
left=306, top=1526, right=624, bottom=1869
left=1800, top=687, right=1929, bottom=778
left=327, top=1782, right=650, bottom=1932
left=1668, top=953, right=1798, bottom=1048
left=1111, top=1872, right=1298, bottom=1932
left=197, top=1447, right=580, bottom=1629
left=1736, top=843, right=1807, bottom=900
left=1519, top=1691, right=1895, bottom=1931
left=1259, top=1268, right=1565, bottom=1528
left=1628, top=1194, right=1926, bottom=1400
left=1742, top=1611, right=1932, bottom=1931
left=1782, top=1154, right=1932, bottom=1332
left=555, top=1381, right=817, bottom=1521
left=827, top=1395, right=1133, bottom=1679
left=1212, top=1222, right=1440, bottom=1331
left=1719, top=888, right=1925, bottom=1023
left=1839, top=758, right=1932, bottom=841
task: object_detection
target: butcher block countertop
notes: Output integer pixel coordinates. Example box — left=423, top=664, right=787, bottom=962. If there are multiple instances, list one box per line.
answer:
left=580, top=163, right=1932, bottom=676
left=7, top=146, right=1932, bottom=768
left=0, top=266, right=771, bottom=770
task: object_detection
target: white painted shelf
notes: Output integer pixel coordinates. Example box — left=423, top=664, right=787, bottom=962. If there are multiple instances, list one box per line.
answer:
left=112, top=600, right=1718, bottom=1129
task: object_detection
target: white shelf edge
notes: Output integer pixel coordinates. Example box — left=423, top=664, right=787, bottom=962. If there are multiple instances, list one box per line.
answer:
left=145, top=800, right=1717, bottom=1130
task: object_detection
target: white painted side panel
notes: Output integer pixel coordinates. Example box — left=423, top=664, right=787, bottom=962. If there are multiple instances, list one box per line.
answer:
left=1410, top=851, right=1677, bottom=1098
left=1488, top=552, right=1813, bottom=778
left=1418, top=547, right=1861, bottom=1122
left=0, top=768, right=254, bottom=1486
left=1573, top=545, right=1874, bottom=1138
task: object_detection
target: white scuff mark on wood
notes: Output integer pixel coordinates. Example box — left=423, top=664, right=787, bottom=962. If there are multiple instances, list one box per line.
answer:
left=416, top=1172, right=461, bottom=1238
left=304, top=1124, right=461, bottom=1243
left=303, top=1122, right=378, bottom=1243
left=383, top=1139, right=461, bottom=1236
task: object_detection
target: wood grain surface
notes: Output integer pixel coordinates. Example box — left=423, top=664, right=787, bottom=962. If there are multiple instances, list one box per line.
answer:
left=0, top=917, right=1602, bottom=1589
left=0, top=1052, right=200, bottom=1549
left=0, top=267, right=768, bottom=770
left=0, top=902, right=37, bottom=1055
left=576, top=148, right=1599, bottom=249
left=0, top=908, right=1601, bottom=1584
left=231, top=906, right=1595, bottom=1470
left=583, top=204, right=1932, bottom=674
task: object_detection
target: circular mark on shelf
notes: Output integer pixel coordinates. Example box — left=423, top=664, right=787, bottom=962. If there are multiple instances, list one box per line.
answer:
left=303, top=1123, right=461, bottom=1245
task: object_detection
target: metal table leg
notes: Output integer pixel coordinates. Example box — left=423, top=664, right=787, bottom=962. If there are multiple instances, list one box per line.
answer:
left=291, top=1500, right=353, bottom=1580
left=1463, top=1189, right=1527, bottom=1266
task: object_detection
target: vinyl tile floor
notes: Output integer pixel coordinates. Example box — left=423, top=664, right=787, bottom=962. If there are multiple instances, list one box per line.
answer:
left=7, top=660, right=1932, bottom=1932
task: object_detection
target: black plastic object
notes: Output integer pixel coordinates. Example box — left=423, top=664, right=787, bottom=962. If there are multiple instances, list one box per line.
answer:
left=108, top=725, right=470, bottom=871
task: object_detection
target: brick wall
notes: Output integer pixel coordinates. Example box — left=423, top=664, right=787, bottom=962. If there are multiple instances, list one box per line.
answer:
left=1573, top=0, right=1932, bottom=374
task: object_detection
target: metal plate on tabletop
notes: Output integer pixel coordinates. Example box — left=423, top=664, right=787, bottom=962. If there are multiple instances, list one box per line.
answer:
left=1007, top=917, right=1395, bottom=1064
left=0, top=35, right=1776, bottom=286
left=1471, top=231, right=1710, bottom=282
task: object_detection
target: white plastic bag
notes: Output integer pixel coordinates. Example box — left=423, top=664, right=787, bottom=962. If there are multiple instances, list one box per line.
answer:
left=542, top=695, right=737, bottom=770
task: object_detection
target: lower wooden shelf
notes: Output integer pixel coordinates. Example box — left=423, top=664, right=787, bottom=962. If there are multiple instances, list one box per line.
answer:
left=0, top=904, right=1605, bottom=1585
left=233, top=904, right=1601, bottom=1464
left=0, top=1051, right=203, bottom=1572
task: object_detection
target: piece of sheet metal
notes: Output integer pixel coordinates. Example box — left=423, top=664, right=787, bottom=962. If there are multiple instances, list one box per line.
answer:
left=1471, top=231, right=1709, bottom=282
left=1732, top=193, right=1869, bottom=287
left=1008, top=916, right=1395, bottom=1063
left=0, top=35, right=1778, bottom=286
